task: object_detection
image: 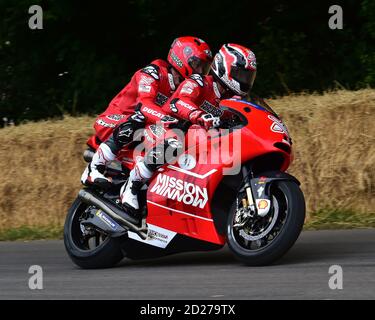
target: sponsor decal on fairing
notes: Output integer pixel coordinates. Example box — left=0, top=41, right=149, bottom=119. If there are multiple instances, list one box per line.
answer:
left=95, top=210, right=119, bottom=230
left=128, top=224, right=177, bottom=249
left=268, top=115, right=290, bottom=136
left=257, top=186, right=264, bottom=198
left=150, top=173, right=208, bottom=209
left=255, top=199, right=271, bottom=217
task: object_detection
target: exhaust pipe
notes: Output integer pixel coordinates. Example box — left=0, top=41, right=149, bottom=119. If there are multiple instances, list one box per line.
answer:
left=78, top=189, right=147, bottom=240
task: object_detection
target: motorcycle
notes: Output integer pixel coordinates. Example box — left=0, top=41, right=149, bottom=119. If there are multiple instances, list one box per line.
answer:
left=64, top=98, right=305, bottom=268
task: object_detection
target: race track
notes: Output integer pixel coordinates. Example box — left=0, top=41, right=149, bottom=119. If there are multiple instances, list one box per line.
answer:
left=0, top=229, right=374, bottom=300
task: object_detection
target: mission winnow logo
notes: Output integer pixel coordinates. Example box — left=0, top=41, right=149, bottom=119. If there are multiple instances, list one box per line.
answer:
left=150, top=174, right=208, bottom=208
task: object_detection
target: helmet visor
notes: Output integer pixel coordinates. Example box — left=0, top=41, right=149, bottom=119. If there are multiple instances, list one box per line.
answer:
left=230, top=67, right=257, bottom=94
left=188, top=56, right=211, bottom=75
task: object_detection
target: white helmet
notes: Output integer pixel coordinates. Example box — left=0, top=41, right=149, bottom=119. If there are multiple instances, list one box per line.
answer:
left=211, top=43, right=257, bottom=96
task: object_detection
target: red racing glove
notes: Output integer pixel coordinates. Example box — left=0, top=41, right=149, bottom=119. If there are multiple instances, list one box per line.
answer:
left=189, top=110, right=221, bottom=130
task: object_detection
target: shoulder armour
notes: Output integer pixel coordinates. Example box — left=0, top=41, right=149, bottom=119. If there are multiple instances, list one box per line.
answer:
left=141, top=64, right=160, bottom=80
left=189, top=74, right=204, bottom=87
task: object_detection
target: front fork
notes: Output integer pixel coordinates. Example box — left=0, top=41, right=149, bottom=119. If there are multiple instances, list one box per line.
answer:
left=241, top=166, right=272, bottom=217
left=242, top=166, right=256, bottom=213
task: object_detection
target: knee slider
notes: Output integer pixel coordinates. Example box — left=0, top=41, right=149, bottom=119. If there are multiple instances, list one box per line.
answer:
left=113, top=121, right=135, bottom=148
left=145, top=145, right=165, bottom=171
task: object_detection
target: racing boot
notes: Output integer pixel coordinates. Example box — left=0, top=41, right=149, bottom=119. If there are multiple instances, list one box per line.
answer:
left=81, top=143, right=116, bottom=189
left=120, top=161, right=153, bottom=216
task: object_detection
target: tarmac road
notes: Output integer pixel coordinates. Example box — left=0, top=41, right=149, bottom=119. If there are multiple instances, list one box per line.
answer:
left=0, top=229, right=374, bottom=300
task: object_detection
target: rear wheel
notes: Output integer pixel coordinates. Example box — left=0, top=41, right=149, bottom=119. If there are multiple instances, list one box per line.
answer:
left=64, top=197, right=124, bottom=269
left=227, top=180, right=305, bottom=266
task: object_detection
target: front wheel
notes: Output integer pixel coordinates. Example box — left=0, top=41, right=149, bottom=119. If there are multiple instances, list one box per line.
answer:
left=227, top=180, right=305, bottom=266
left=64, top=197, right=124, bottom=269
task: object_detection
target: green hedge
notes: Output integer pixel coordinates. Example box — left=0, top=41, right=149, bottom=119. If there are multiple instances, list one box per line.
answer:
left=1, top=0, right=374, bottom=124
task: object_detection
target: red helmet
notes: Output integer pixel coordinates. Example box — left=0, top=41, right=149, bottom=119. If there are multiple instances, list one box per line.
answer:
left=211, top=43, right=257, bottom=96
left=168, top=36, right=212, bottom=78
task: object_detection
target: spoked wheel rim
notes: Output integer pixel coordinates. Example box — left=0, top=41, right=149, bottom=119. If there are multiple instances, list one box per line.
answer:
left=230, top=185, right=288, bottom=251
left=70, top=202, right=110, bottom=252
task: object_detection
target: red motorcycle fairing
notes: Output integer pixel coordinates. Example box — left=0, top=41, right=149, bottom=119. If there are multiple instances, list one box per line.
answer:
left=131, top=99, right=293, bottom=246
left=66, top=98, right=305, bottom=268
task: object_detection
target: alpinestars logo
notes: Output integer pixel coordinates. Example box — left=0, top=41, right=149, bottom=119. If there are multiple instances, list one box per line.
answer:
left=150, top=174, right=208, bottom=209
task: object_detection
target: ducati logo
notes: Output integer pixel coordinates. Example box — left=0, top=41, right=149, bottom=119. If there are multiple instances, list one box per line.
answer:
left=142, top=106, right=165, bottom=119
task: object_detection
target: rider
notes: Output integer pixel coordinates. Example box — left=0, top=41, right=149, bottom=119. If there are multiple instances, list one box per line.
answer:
left=120, top=43, right=257, bottom=215
left=81, top=36, right=213, bottom=188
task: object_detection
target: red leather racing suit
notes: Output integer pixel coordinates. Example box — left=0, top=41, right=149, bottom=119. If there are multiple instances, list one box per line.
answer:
left=142, top=74, right=231, bottom=171
left=164, top=74, right=224, bottom=122
left=87, top=59, right=177, bottom=149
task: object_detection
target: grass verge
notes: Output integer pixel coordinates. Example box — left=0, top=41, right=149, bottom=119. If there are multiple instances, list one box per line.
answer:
left=0, top=226, right=63, bottom=241
left=305, top=209, right=375, bottom=230
left=0, top=210, right=373, bottom=241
